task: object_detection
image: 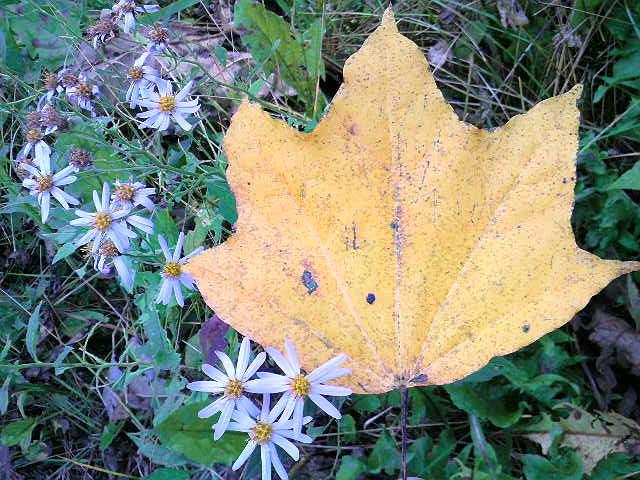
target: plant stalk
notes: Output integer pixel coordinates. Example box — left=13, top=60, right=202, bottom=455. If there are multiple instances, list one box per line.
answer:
left=400, top=385, right=408, bottom=480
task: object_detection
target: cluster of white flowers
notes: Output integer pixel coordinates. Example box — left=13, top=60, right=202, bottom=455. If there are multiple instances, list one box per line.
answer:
left=13, top=0, right=206, bottom=305
left=188, top=338, right=352, bottom=480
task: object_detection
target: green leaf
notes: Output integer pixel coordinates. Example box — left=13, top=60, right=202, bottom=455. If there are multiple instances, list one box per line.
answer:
left=608, top=162, right=640, bottom=190
left=234, top=0, right=326, bottom=114
left=134, top=293, right=181, bottom=369
left=351, top=394, right=381, bottom=413
left=52, top=242, right=79, bottom=264
left=144, top=468, right=190, bottom=480
left=25, top=302, right=42, bottom=362
left=445, top=382, right=525, bottom=428
left=0, top=417, right=37, bottom=447
left=155, top=402, right=245, bottom=466
left=367, top=430, right=400, bottom=475
left=141, top=0, right=200, bottom=24
left=339, top=414, right=357, bottom=443
left=590, top=453, right=640, bottom=480
left=100, top=421, right=124, bottom=451
left=522, top=448, right=583, bottom=480
left=336, top=455, right=367, bottom=480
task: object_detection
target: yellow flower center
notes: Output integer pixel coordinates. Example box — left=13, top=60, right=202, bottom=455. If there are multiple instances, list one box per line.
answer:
left=26, top=129, right=43, bottom=144
left=93, top=212, right=112, bottom=231
left=99, top=239, right=119, bottom=258
left=163, top=261, right=181, bottom=277
left=224, top=379, right=244, bottom=399
left=159, top=95, right=176, bottom=113
left=116, top=184, right=136, bottom=202
left=128, top=66, right=144, bottom=81
left=291, top=374, right=311, bottom=398
left=252, top=422, right=273, bottom=444
left=36, top=175, right=54, bottom=193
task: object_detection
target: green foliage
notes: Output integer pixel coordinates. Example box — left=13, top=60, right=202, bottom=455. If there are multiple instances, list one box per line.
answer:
left=522, top=448, right=584, bottom=480
left=234, top=0, right=326, bottom=115
left=155, top=402, right=245, bottom=466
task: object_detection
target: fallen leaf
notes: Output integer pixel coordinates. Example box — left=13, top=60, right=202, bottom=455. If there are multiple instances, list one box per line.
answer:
left=186, top=8, right=640, bottom=393
left=590, top=310, right=640, bottom=378
left=199, top=314, right=229, bottom=365
left=522, top=404, right=640, bottom=473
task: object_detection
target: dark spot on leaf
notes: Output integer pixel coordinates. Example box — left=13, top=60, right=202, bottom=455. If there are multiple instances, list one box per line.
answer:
left=366, top=293, right=376, bottom=304
left=523, top=323, right=530, bottom=333
left=302, top=270, right=318, bottom=294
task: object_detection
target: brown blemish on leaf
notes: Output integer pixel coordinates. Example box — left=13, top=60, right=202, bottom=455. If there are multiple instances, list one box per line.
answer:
left=185, top=7, right=640, bottom=393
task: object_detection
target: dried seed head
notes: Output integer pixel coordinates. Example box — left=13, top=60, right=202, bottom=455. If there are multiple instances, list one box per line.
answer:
left=128, top=66, right=144, bottom=81
left=40, top=104, right=67, bottom=130
left=163, top=261, right=181, bottom=278
left=115, top=184, right=136, bottom=202
left=69, top=149, right=93, bottom=169
left=99, top=239, right=120, bottom=258
left=75, top=82, right=93, bottom=98
left=26, top=111, right=42, bottom=130
left=251, top=422, right=273, bottom=444
left=42, top=72, right=59, bottom=91
left=37, top=175, right=54, bottom=193
left=115, top=0, right=134, bottom=13
left=158, top=95, right=176, bottom=113
left=60, top=70, right=79, bottom=89
left=145, top=24, right=169, bottom=44
left=87, top=17, right=117, bottom=40
left=26, top=129, right=44, bottom=144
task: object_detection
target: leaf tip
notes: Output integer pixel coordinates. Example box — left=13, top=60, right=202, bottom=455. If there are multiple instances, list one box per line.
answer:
left=381, top=5, right=396, bottom=29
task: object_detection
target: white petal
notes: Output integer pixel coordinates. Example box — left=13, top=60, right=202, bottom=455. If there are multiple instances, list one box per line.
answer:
left=232, top=440, right=257, bottom=471
left=236, top=337, right=251, bottom=379
left=187, top=381, right=224, bottom=393
left=50, top=187, right=69, bottom=209
left=307, top=354, right=348, bottom=383
left=155, top=278, right=172, bottom=304
left=52, top=165, right=76, bottom=182
left=127, top=214, right=154, bottom=234
left=309, top=367, right=352, bottom=384
left=244, top=377, right=290, bottom=394
left=173, top=232, right=185, bottom=261
left=268, top=391, right=293, bottom=423
left=238, top=395, right=260, bottom=417
left=40, top=192, right=50, bottom=223
left=312, top=384, right=352, bottom=397
left=292, top=398, right=304, bottom=435
left=241, top=352, right=267, bottom=381
left=284, top=339, right=300, bottom=374
left=157, top=235, right=172, bottom=260
left=197, top=397, right=225, bottom=418
left=267, top=347, right=296, bottom=378
left=308, top=393, right=341, bottom=419
left=172, top=280, right=184, bottom=307
left=113, top=256, right=133, bottom=290
left=214, top=400, right=234, bottom=440
left=271, top=434, right=299, bottom=462
left=202, top=364, right=228, bottom=383
left=261, top=444, right=272, bottom=480
left=172, top=112, right=192, bottom=131
left=175, top=80, right=193, bottom=101
left=269, top=443, right=289, bottom=480
left=215, top=351, right=236, bottom=379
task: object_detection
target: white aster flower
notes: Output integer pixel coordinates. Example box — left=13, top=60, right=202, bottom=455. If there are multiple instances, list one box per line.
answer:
left=228, top=393, right=313, bottom=480
left=93, top=240, right=134, bottom=290
left=156, top=232, right=203, bottom=307
left=187, top=337, right=267, bottom=439
left=67, top=74, right=100, bottom=114
left=21, top=152, right=79, bottom=223
left=245, top=339, right=351, bottom=435
left=70, top=182, right=137, bottom=253
left=136, top=80, right=200, bottom=131
left=113, top=0, right=160, bottom=34
left=126, top=52, right=162, bottom=108
left=111, top=179, right=155, bottom=211
left=19, top=129, right=51, bottom=161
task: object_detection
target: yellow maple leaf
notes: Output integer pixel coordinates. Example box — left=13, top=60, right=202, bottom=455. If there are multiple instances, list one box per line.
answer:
left=186, top=8, right=639, bottom=393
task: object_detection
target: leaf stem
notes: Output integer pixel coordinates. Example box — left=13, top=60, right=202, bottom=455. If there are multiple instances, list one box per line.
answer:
left=400, top=385, right=408, bottom=480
